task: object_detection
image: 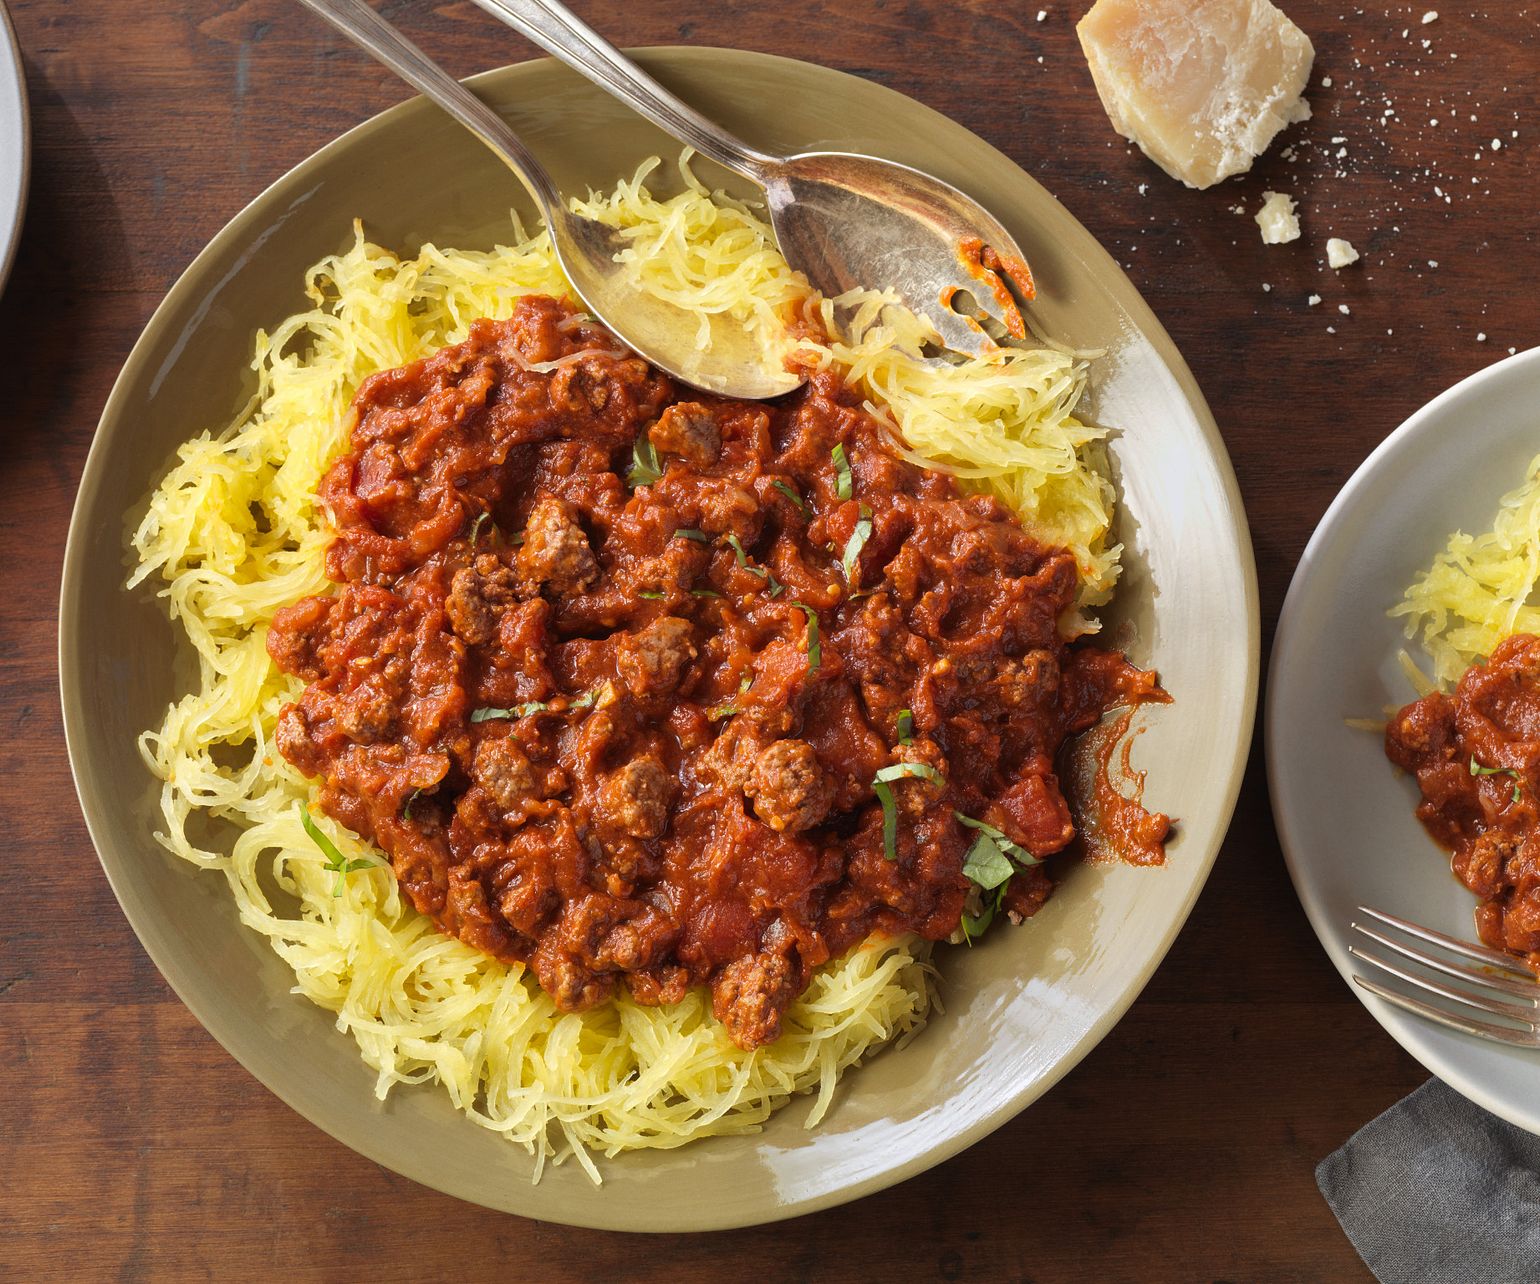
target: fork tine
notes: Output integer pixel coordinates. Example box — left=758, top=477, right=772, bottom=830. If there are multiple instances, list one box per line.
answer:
left=1351, top=922, right=1540, bottom=1002
left=1353, top=974, right=1540, bottom=1048
left=1357, top=905, right=1540, bottom=978
left=1348, top=945, right=1540, bottom=1026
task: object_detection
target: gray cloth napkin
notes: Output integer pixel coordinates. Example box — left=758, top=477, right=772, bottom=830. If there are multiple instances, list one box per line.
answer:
left=1317, top=1078, right=1540, bottom=1284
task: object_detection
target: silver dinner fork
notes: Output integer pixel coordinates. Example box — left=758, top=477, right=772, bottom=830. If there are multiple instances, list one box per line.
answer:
left=1349, top=906, right=1540, bottom=1047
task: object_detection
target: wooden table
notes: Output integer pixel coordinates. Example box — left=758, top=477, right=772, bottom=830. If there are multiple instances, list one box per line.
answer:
left=4, top=1, right=1535, bottom=1277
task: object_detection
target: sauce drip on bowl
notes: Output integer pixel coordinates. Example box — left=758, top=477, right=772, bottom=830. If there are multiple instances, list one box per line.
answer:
left=267, top=295, right=1168, bottom=1048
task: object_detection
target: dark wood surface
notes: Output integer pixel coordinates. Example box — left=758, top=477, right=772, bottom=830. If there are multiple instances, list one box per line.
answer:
left=3, top=0, right=1536, bottom=1277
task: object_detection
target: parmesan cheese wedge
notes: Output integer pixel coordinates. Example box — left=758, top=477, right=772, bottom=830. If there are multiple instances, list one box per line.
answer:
left=1078, top=0, right=1315, bottom=189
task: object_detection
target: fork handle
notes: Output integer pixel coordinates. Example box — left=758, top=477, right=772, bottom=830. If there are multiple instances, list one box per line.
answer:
left=296, top=0, right=564, bottom=215
left=468, top=0, right=780, bottom=184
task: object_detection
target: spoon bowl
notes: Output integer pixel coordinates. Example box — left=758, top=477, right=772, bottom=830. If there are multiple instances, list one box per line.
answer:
left=762, top=151, right=1035, bottom=357
left=554, top=211, right=803, bottom=398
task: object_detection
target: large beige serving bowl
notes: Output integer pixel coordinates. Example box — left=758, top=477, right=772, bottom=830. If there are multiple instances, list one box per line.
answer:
left=60, top=50, right=1257, bottom=1229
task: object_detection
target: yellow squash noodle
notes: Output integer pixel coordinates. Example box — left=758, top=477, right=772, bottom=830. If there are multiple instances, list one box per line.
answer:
left=1392, top=452, right=1540, bottom=687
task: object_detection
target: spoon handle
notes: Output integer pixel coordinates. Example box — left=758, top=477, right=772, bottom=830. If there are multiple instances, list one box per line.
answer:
left=295, top=0, right=564, bottom=215
left=468, top=0, right=780, bottom=184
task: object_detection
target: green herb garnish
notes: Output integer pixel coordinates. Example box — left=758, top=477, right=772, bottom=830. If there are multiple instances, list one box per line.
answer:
left=691, top=588, right=724, bottom=599
left=674, top=528, right=710, bottom=542
left=772, top=480, right=810, bottom=515
left=724, top=533, right=784, bottom=596
left=471, top=688, right=597, bottom=721
left=402, top=788, right=423, bottom=820
left=1470, top=757, right=1523, bottom=804
left=299, top=805, right=375, bottom=897
left=708, top=672, right=754, bottom=721
left=832, top=443, right=853, bottom=500
left=639, top=590, right=665, bottom=600
left=955, top=812, right=1040, bottom=866
left=628, top=431, right=662, bottom=487
left=468, top=511, right=492, bottom=544
left=961, top=884, right=1009, bottom=945
left=872, top=779, right=899, bottom=861
left=726, top=533, right=765, bottom=577
left=870, top=761, right=946, bottom=860
left=795, top=602, right=822, bottom=671
left=896, top=709, right=914, bottom=745
left=470, top=701, right=548, bottom=722
left=841, top=505, right=873, bottom=585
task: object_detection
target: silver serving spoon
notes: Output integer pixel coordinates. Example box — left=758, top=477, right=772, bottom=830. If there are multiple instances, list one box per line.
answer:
left=297, top=0, right=803, bottom=399
left=470, top=0, right=1038, bottom=359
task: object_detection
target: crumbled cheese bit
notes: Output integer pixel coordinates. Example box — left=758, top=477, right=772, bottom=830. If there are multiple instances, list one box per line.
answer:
left=1321, top=75, right=1333, bottom=87
left=1308, top=294, right=1322, bottom=306
left=1421, top=9, right=1438, bottom=23
left=1428, top=259, right=1439, bottom=268
left=1338, top=304, right=1351, bottom=315
left=1038, top=8, right=1048, bottom=19
left=1262, top=282, right=1272, bottom=292
left=1327, top=238, right=1361, bottom=269
left=1478, top=333, right=1488, bottom=342
left=1077, top=0, right=1316, bottom=189
left=1256, top=191, right=1302, bottom=244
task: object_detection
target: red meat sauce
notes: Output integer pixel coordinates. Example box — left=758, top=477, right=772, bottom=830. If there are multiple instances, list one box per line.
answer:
left=1386, top=633, right=1540, bottom=966
left=267, top=294, right=1169, bottom=1049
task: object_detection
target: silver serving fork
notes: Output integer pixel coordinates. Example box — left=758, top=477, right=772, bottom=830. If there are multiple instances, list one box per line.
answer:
left=1349, top=905, right=1540, bottom=1047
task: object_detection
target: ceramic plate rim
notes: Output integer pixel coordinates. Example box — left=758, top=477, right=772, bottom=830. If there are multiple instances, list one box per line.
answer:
left=0, top=0, right=29, bottom=292
left=1267, top=345, right=1540, bottom=1136
left=61, top=48, right=1259, bottom=1226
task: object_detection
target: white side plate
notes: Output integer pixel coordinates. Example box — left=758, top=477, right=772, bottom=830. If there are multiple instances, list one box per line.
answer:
left=1269, top=346, right=1540, bottom=1134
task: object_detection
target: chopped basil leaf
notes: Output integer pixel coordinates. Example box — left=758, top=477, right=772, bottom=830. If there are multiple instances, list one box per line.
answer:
left=873, top=779, right=898, bottom=860
left=299, top=805, right=375, bottom=897
left=628, top=432, right=662, bottom=487
left=691, top=588, right=724, bottom=599
left=1470, top=757, right=1523, bottom=804
left=674, top=528, right=710, bottom=542
left=875, top=761, right=945, bottom=787
left=471, top=691, right=599, bottom=722
left=468, top=511, right=492, bottom=544
left=841, top=505, right=873, bottom=585
left=869, top=761, right=945, bottom=861
left=708, top=675, right=752, bottom=721
left=795, top=602, right=821, bottom=670
left=832, top=443, right=853, bottom=500
left=961, top=884, right=1009, bottom=945
left=639, top=590, right=665, bottom=600
left=726, top=533, right=767, bottom=577
left=955, top=811, right=1040, bottom=865
left=401, top=788, right=423, bottom=821
left=961, top=834, right=1015, bottom=890
left=724, top=533, right=784, bottom=596
left=772, top=479, right=810, bottom=515
left=896, top=709, right=914, bottom=745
